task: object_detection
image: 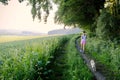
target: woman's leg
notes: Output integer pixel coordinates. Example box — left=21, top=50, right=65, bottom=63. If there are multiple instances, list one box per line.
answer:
left=80, top=41, right=83, bottom=50
left=81, top=43, right=82, bottom=50
left=82, top=43, right=85, bottom=52
left=82, top=41, right=86, bottom=52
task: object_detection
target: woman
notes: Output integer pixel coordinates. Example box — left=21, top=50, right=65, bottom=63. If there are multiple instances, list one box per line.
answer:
left=80, top=31, right=87, bottom=53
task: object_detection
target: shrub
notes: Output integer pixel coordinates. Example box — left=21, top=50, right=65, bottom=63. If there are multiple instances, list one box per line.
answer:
left=96, top=10, right=120, bottom=40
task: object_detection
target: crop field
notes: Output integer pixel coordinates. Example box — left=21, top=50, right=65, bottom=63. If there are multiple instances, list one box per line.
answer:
left=0, top=34, right=93, bottom=80
left=1, top=34, right=119, bottom=80
left=0, top=35, right=46, bottom=43
left=0, top=34, right=64, bottom=43
left=0, top=35, right=68, bottom=80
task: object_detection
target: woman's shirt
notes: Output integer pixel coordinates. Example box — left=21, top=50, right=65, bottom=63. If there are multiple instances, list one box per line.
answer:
left=81, top=34, right=87, bottom=41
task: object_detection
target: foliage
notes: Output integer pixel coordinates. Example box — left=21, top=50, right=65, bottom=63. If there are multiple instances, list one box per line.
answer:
left=27, top=0, right=52, bottom=22
left=96, top=10, right=120, bottom=40
left=0, top=0, right=9, bottom=5
left=86, top=37, right=120, bottom=80
left=0, top=35, right=69, bottom=80
left=54, top=0, right=105, bottom=28
left=64, top=35, right=93, bottom=80
left=0, top=34, right=94, bottom=80
left=0, top=0, right=52, bottom=22
left=104, top=0, right=120, bottom=16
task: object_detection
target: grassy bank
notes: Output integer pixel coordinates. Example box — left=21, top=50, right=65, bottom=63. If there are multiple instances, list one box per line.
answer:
left=86, top=37, right=120, bottom=80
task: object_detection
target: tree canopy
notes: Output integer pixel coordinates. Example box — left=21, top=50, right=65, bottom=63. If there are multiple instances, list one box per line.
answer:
left=0, top=0, right=9, bottom=5
left=25, top=0, right=52, bottom=22
left=54, top=0, right=105, bottom=28
left=53, top=0, right=105, bottom=31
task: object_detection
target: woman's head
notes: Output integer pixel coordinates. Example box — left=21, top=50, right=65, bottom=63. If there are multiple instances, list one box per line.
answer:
left=83, top=31, right=86, bottom=33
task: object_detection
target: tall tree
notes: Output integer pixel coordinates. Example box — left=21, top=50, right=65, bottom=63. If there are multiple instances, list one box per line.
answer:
left=54, top=0, right=105, bottom=30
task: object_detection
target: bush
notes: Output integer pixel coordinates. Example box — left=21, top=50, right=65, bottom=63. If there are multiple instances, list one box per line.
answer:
left=96, top=10, right=120, bottom=40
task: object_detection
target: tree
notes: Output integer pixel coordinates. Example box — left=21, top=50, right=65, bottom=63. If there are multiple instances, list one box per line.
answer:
left=54, top=0, right=105, bottom=31
left=26, top=0, right=52, bottom=22
left=0, top=0, right=9, bottom=5
left=0, top=0, right=52, bottom=23
left=104, top=0, right=120, bottom=16
left=96, top=0, right=120, bottom=40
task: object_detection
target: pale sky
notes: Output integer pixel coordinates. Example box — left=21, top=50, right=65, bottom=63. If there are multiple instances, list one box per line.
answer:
left=0, top=0, right=64, bottom=33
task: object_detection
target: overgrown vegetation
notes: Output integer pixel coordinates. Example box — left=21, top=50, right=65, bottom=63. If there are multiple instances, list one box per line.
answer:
left=0, top=35, right=93, bottom=80
left=63, top=35, right=93, bottom=80
left=0, top=35, right=70, bottom=80
left=86, top=37, right=120, bottom=80
left=96, top=9, right=120, bottom=40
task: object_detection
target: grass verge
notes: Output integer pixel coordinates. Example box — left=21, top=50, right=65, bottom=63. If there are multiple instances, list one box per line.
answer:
left=86, top=37, right=120, bottom=80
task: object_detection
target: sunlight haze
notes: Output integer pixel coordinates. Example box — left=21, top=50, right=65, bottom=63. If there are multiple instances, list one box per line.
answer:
left=0, top=0, right=63, bottom=33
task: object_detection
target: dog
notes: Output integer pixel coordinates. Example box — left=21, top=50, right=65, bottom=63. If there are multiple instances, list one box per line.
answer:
left=90, top=59, right=96, bottom=72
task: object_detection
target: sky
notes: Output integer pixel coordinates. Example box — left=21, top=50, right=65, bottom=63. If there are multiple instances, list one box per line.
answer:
left=0, top=0, right=64, bottom=33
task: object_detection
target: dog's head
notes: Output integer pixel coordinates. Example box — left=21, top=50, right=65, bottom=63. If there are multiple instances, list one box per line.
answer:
left=90, top=59, right=95, bottom=65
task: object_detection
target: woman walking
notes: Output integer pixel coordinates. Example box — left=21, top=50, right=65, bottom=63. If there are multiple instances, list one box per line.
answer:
left=80, top=31, right=87, bottom=53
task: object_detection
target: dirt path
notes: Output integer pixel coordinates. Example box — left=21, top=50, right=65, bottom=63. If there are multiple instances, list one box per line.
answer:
left=75, top=36, right=106, bottom=80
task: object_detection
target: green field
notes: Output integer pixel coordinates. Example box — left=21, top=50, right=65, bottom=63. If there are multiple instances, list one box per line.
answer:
left=0, top=35, right=47, bottom=43
left=0, top=34, right=93, bottom=80
left=0, top=34, right=120, bottom=80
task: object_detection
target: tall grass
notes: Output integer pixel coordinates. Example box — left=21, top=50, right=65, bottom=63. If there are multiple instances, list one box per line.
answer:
left=63, top=35, right=93, bottom=80
left=86, top=37, right=120, bottom=80
left=0, top=35, right=70, bottom=80
left=0, top=34, right=95, bottom=80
